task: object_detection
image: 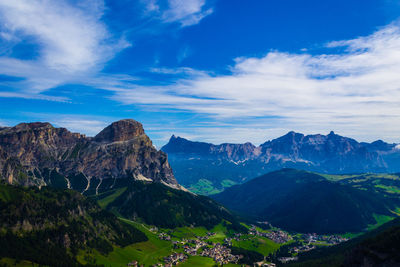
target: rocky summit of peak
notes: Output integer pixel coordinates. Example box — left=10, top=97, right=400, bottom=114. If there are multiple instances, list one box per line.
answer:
left=94, top=119, right=145, bottom=142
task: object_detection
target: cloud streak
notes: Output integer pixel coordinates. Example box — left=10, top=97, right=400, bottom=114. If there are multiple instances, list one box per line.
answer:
left=142, top=0, right=213, bottom=27
left=0, top=0, right=129, bottom=92
left=111, top=22, right=400, bottom=143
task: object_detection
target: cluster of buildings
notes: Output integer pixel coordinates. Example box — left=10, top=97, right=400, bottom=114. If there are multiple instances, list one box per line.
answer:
left=127, top=260, right=140, bottom=267
left=278, top=256, right=299, bottom=264
left=155, top=231, right=242, bottom=266
left=201, top=243, right=241, bottom=265
left=302, top=233, right=348, bottom=245
left=249, top=226, right=292, bottom=243
left=163, top=253, right=188, bottom=266
left=158, top=232, right=171, bottom=241
left=255, top=262, right=276, bottom=267
left=149, top=227, right=158, bottom=233
left=182, top=239, right=208, bottom=255
left=290, top=243, right=316, bottom=254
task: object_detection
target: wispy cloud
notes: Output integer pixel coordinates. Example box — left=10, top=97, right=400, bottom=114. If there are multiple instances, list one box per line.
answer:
left=19, top=113, right=114, bottom=136
left=111, top=22, right=400, bottom=143
left=0, top=0, right=129, bottom=93
left=52, top=117, right=109, bottom=136
left=142, top=0, right=213, bottom=27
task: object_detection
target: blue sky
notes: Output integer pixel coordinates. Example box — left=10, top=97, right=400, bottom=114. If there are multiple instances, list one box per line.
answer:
left=1, top=0, right=400, bottom=147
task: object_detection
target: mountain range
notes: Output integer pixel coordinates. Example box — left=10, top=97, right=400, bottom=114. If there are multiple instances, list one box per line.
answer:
left=0, top=119, right=248, bottom=265
left=0, top=119, right=242, bottom=229
left=162, top=132, right=400, bottom=194
left=1, top=119, right=400, bottom=266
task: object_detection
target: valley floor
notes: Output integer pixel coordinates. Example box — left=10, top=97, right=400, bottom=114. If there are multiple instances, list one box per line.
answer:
left=76, top=218, right=362, bottom=267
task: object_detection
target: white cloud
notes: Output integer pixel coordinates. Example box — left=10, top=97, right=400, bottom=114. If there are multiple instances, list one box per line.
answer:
left=111, top=22, right=400, bottom=143
left=0, top=90, right=68, bottom=102
left=53, top=118, right=109, bottom=136
left=0, top=0, right=130, bottom=93
left=19, top=113, right=114, bottom=136
left=143, top=0, right=213, bottom=27
left=142, top=0, right=160, bottom=12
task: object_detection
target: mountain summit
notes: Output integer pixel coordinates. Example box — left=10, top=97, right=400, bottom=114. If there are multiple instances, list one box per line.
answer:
left=0, top=119, right=177, bottom=193
left=94, top=119, right=145, bottom=142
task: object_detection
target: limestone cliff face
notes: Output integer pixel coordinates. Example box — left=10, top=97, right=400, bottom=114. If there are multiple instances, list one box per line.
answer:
left=0, top=119, right=177, bottom=194
left=93, top=119, right=145, bottom=142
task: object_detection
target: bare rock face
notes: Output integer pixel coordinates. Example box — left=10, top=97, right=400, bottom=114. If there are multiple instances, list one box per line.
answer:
left=0, top=119, right=177, bottom=194
left=93, top=119, right=145, bottom=142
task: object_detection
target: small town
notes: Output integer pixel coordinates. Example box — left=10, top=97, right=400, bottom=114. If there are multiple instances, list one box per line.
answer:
left=249, top=225, right=292, bottom=243
left=161, top=233, right=242, bottom=266
left=126, top=224, right=351, bottom=267
left=301, top=233, right=348, bottom=245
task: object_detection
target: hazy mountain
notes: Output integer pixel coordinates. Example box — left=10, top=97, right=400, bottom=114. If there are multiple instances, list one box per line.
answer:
left=0, top=119, right=178, bottom=194
left=162, top=132, right=400, bottom=194
left=212, top=169, right=400, bottom=234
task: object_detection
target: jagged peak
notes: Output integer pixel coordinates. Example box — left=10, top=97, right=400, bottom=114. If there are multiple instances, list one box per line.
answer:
left=94, top=119, right=145, bottom=142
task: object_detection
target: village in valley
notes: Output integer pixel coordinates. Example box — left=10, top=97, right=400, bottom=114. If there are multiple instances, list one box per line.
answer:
left=126, top=223, right=349, bottom=267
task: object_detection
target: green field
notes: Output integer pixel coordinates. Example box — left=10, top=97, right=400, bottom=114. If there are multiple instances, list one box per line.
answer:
left=0, top=258, right=42, bottom=267
left=188, top=178, right=238, bottom=195
left=168, top=225, right=210, bottom=239
left=232, top=235, right=283, bottom=255
left=375, top=184, right=400, bottom=194
left=321, top=173, right=400, bottom=181
left=367, top=214, right=396, bottom=231
left=188, top=179, right=222, bottom=195
left=220, top=179, right=237, bottom=188
left=78, top=219, right=173, bottom=266
left=179, top=256, right=219, bottom=266
left=179, top=256, right=239, bottom=266
left=97, top=187, right=127, bottom=209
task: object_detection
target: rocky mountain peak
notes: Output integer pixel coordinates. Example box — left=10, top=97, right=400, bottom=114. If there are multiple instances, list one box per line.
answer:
left=94, top=119, right=145, bottom=142
left=3, top=122, right=54, bottom=133
left=0, top=119, right=178, bottom=191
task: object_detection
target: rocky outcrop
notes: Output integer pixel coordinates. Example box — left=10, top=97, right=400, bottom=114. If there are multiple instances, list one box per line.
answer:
left=0, top=119, right=177, bottom=194
left=93, top=119, right=145, bottom=142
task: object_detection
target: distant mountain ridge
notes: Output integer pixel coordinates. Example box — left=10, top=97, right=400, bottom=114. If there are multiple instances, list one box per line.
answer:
left=0, top=119, right=178, bottom=194
left=162, top=132, right=400, bottom=193
left=163, top=135, right=259, bottom=161
left=212, top=169, right=400, bottom=234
